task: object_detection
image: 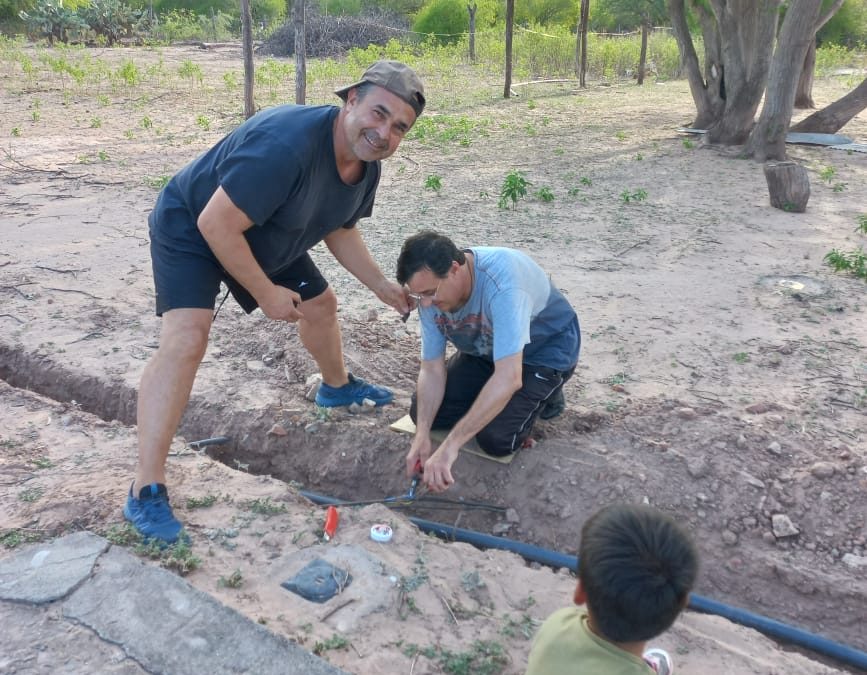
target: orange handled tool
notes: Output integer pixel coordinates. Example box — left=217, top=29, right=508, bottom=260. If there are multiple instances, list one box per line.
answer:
left=323, top=505, right=339, bottom=541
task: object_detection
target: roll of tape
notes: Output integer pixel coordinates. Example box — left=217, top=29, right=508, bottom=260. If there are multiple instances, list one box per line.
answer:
left=370, top=523, right=393, bottom=543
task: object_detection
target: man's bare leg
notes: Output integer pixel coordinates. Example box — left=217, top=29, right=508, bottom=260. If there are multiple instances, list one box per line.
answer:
left=297, top=288, right=393, bottom=406
left=297, top=288, right=349, bottom=387
left=134, top=308, right=213, bottom=493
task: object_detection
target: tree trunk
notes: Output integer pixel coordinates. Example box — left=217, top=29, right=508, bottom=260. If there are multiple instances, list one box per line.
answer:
left=293, top=0, right=305, bottom=104
left=794, top=38, right=816, bottom=109
left=706, top=0, right=781, bottom=144
left=745, top=0, right=823, bottom=161
left=467, top=3, right=476, bottom=62
left=577, top=0, right=589, bottom=87
left=637, top=21, right=648, bottom=85
left=790, top=75, right=867, bottom=133
left=667, top=0, right=720, bottom=128
left=503, top=0, right=514, bottom=98
left=794, top=1, right=844, bottom=109
left=763, top=161, right=810, bottom=212
left=240, top=0, right=255, bottom=118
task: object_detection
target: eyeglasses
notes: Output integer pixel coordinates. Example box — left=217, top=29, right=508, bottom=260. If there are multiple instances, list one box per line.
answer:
left=406, top=279, right=442, bottom=306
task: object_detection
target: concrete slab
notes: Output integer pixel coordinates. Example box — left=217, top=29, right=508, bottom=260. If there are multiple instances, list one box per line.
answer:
left=0, top=531, right=108, bottom=604
left=63, top=545, right=347, bottom=675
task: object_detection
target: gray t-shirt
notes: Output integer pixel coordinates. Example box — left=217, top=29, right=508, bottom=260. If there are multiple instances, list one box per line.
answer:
left=419, top=247, right=580, bottom=371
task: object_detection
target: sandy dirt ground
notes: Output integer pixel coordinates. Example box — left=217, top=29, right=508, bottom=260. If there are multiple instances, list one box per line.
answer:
left=1, top=43, right=866, bottom=673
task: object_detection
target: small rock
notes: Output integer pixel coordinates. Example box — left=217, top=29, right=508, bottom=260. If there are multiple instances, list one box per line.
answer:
left=246, top=360, right=266, bottom=372
left=736, top=434, right=748, bottom=449
left=348, top=402, right=363, bottom=414
left=611, top=384, right=628, bottom=393
left=767, top=441, right=783, bottom=456
left=60, top=415, right=73, bottom=427
left=362, top=398, right=376, bottom=408
left=742, top=516, right=758, bottom=529
left=492, top=522, right=512, bottom=535
left=771, top=514, right=799, bottom=539
left=506, top=508, right=520, bottom=524
left=365, top=308, right=378, bottom=322
left=741, top=472, right=765, bottom=489
left=722, top=530, right=738, bottom=546
left=267, top=423, right=288, bottom=436
left=842, top=554, right=867, bottom=570
left=809, top=462, right=835, bottom=479
left=746, top=402, right=775, bottom=415
left=762, top=531, right=777, bottom=545
left=687, top=457, right=710, bottom=479
left=676, top=407, right=697, bottom=419
left=778, top=344, right=793, bottom=355
left=305, top=421, right=321, bottom=434
left=305, top=373, right=323, bottom=387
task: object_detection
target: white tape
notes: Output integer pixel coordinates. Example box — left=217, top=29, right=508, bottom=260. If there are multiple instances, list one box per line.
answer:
left=370, top=524, right=393, bottom=543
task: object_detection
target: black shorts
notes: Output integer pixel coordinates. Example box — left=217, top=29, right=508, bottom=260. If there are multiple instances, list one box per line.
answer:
left=149, top=234, right=329, bottom=317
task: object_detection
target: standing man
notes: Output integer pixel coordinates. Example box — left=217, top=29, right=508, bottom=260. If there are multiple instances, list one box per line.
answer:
left=396, top=230, right=580, bottom=493
left=125, top=61, right=424, bottom=543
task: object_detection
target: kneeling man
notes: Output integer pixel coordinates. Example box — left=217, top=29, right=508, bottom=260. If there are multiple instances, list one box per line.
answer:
left=396, top=230, right=580, bottom=492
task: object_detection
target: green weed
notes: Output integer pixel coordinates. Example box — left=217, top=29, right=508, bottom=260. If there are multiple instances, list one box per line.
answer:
left=31, top=109, right=40, bottom=122
left=144, top=174, right=170, bottom=189
left=135, top=537, right=200, bottom=575
left=621, top=188, right=648, bottom=203
left=104, top=522, right=141, bottom=546
left=186, top=494, right=218, bottom=509
left=825, top=248, right=867, bottom=281
left=500, top=613, right=539, bottom=639
left=615, top=130, right=627, bottom=141
left=140, top=116, right=153, bottom=129
left=19, top=487, right=44, bottom=502
left=195, top=114, right=210, bottom=131
left=178, top=60, right=204, bottom=87
left=403, top=640, right=509, bottom=675
left=218, top=568, right=244, bottom=588
left=535, top=187, right=554, bottom=202
left=682, top=138, right=695, bottom=149
left=11, top=127, right=21, bottom=137
left=819, top=165, right=837, bottom=183
left=0, top=529, right=43, bottom=549
left=246, top=497, right=287, bottom=517
left=733, top=352, right=751, bottom=364
left=424, top=174, right=442, bottom=192
left=580, top=176, right=592, bottom=186
left=498, top=170, right=530, bottom=210
left=857, top=215, right=867, bottom=235
left=32, top=457, right=53, bottom=469
left=313, top=634, right=349, bottom=655
left=90, top=117, right=102, bottom=128
left=98, top=150, right=108, bottom=161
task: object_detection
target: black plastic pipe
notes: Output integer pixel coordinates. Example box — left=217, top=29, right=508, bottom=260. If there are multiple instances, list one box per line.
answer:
left=300, top=489, right=867, bottom=671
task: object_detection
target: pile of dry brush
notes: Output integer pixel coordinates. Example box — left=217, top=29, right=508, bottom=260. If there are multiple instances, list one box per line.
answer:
left=260, top=7, right=410, bottom=57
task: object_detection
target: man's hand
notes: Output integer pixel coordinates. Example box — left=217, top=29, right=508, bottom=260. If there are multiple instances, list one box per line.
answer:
left=258, top=285, right=304, bottom=322
left=423, top=443, right=459, bottom=493
left=373, top=278, right=411, bottom=316
left=406, top=433, right=433, bottom=478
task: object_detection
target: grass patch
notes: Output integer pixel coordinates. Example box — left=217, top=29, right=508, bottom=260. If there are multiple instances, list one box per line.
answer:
left=246, top=496, right=287, bottom=517
left=186, top=494, right=218, bottom=509
left=404, top=640, right=509, bottom=675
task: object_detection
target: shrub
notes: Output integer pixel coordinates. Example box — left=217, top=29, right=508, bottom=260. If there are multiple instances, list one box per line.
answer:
left=412, top=0, right=468, bottom=45
left=80, top=0, right=150, bottom=45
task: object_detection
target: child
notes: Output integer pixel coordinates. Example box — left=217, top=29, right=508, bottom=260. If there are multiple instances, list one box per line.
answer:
left=526, top=504, right=699, bottom=675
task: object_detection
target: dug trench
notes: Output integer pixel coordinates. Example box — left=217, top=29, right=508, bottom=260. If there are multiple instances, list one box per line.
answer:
left=1, top=325, right=865, bottom=659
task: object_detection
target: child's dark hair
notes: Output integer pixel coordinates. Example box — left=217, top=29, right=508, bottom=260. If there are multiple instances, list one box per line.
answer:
left=396, top=230, right=466, bottom=285
left=579, top=503, right=698, bottom=643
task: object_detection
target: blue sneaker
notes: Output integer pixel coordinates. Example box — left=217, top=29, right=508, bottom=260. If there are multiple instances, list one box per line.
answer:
left=315, top=373, right=394, bottom=407
left=123, top=482, right=184, bottom=544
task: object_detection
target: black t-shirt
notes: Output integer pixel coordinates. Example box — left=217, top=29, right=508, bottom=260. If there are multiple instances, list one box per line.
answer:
left=149, top=104, right=380, bottom=276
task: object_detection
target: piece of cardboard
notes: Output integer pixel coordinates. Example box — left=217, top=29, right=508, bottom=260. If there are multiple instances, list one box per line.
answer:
left=389, top=415, right=517, bottom=465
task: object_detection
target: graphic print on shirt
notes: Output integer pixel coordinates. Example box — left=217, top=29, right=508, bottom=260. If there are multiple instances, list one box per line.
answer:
left=434, top=312, right=494, bottom=358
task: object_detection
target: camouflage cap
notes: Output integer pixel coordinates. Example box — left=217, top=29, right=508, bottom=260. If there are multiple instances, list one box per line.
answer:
left=334, top=60, right=425, bottom=118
